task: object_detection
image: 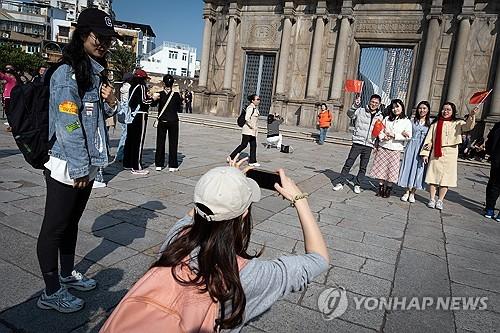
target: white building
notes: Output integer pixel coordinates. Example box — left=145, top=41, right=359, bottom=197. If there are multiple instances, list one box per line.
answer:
left=32, top=0, right=113, bottom=21
left=140, top=41, right=197, bottom=78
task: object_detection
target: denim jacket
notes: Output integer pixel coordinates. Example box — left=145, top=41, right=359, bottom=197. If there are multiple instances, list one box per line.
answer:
left=48, top=57, right=115, bottom=179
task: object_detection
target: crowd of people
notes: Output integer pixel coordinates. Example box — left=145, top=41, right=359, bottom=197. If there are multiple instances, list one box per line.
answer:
left=1, top=7, right=499, bottom=332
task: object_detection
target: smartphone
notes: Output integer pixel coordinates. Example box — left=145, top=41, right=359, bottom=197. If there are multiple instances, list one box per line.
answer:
left=246, top=169, right=281, bottom=191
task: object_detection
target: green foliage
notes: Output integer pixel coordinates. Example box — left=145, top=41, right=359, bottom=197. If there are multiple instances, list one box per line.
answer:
left=109, top=44, right=137, bottom=81
left=0, top=43, right=44, bottom=74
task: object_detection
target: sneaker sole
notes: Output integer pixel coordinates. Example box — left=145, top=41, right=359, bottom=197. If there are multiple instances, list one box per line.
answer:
left=60, top=282, right=97, bottom=292
left=37, top=298, right=84, bottom=313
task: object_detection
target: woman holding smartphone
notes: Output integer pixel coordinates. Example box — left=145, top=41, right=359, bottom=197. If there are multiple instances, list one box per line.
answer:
left=101, top=156, right=329, bottom=331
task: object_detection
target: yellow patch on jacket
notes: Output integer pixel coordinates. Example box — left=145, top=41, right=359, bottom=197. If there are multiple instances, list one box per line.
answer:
left=59, top=101, right=79, bottom=115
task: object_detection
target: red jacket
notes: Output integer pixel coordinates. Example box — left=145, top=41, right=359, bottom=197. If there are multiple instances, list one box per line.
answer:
left=317, top=110, right=332, bottom=128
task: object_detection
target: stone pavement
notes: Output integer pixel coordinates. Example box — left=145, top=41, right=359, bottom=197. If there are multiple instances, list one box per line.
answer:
left=0, top=116, right=499, bottom=333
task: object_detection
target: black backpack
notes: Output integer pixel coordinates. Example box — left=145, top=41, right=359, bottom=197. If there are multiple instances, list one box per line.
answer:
left=7, top=62, right=77, bottom=169
left=237, top=106, right=254, bottom=127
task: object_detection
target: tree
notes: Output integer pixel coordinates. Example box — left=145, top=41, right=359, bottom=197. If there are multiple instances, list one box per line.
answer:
left=0, top=43, right=44, bottom=74
left=109, top=44, right=137, bottom=81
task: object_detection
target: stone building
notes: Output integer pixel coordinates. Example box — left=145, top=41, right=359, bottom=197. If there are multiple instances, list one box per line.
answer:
left=194, top=0, right=500, bottom=132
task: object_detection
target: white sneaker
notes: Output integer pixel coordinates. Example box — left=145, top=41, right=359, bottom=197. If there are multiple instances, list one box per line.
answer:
left=249, top=163, right=260, bottom=167
left=435, top=200, right=444, bottom=210
left=168, top=167, right=179, bottom=172
left=354, top=185, right=361, bottom=194
left=333, top=183, right=343, bottom=191
left=427, top=199, right=436, bottom=209
left=92, top=181, right=106, bottom=188
left=401, top=193, right=409, bottom=202
left=408, top=193, right=416, bottom=203
left=3, top=122, right=9, bottom=126
left=155, top=167, right=162, bottom=171
left=131, top=169, right=149, bottom=175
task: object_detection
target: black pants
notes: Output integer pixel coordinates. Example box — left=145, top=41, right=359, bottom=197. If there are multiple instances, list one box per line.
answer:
left=155, top=120, right=179, bottom=168
left=230, top=134, right=257, bottom=163
left=37, top=170, right=93, bottom=292
left=185, top=103, right=192, bottom=113
left=486, top=164, right=500, bottom=210
left=123, top=113, right=148, bottom=170
left=338, top=143, right=373, bottom=185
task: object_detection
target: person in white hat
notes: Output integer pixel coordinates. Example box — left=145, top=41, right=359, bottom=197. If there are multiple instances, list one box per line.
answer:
left=104, top=156, right=329, bottom=331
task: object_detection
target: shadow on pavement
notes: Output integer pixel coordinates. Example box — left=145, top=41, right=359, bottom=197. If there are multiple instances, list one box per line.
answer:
left=0, top=268, right=127, bottom=333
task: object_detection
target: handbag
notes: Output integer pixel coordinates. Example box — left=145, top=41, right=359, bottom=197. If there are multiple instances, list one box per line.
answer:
left=280, top=145, right=293, bottom=153
left=153, top=91, right=174, bottom=128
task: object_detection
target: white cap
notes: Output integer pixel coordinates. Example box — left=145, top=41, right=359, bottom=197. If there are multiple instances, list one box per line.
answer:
left=194, top=166, right=261, bottom=222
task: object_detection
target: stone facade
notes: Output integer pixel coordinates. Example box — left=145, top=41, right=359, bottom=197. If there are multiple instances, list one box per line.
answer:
left=194, top=0, right=500, bottom=132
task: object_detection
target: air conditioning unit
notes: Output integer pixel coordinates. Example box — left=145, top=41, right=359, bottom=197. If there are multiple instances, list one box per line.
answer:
left=42, top=53, right=48, bottom=58
left=1, top=32, right=9, bottom=38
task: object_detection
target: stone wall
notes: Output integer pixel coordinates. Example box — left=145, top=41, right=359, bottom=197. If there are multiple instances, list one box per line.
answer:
left=195, top=0, right=500, bottom=132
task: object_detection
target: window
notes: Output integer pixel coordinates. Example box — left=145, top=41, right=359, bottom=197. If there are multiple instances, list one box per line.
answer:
left=181, top=68, right=187, bottom=76
left=59, top=26, right=69, bottom=37
left=168, top=50, right=178, bottom=59
left=167, top=67, right=176, bottom=75
left=182, top=53, right=187, bottom=61
left=190, top=55, right=193, bottom=63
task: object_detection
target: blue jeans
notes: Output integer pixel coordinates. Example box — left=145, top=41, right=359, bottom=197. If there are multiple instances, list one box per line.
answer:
left=116, top=122, right=127, bottom=160
left=319, top=127, right=328, bottom=144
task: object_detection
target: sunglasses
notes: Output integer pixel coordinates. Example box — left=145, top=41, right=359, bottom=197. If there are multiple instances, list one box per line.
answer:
left=89, top=33, right=116, bottom=48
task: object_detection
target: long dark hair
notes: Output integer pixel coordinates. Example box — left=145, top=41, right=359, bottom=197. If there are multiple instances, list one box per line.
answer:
left=414, top=101, right=431, bottom=127
left=153, top=205, right=263, bottom=330
left=432, top=101, right=458, bottom=123
left=388, top=99, right=406, bottom=121
left=61, top=27, right=108, bottom=92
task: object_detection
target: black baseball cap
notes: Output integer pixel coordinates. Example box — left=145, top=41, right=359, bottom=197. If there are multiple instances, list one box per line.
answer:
left=77, top=8, right=121, bottom=39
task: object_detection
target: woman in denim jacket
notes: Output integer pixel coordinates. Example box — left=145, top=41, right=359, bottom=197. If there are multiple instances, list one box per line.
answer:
left=37, top=8, right=120, bottom=314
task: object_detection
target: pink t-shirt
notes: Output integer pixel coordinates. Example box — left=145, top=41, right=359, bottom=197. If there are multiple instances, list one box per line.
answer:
left=0, top=72, right=18, bottom=99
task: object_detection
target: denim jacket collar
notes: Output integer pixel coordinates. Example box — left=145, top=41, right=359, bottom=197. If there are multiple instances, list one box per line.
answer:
left=89, top=56, right=105, bottom=76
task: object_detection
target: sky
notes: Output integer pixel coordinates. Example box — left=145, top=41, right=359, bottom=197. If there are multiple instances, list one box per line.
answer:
left=112, top=0, right=204, bottom=59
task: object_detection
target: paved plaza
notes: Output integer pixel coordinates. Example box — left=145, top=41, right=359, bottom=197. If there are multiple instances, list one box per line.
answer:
left=0, top=116, right=499, bottom=332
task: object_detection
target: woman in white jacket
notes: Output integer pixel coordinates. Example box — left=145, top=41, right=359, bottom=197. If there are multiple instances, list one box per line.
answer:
left=229, top=94, right=261, bottom=166
left=369, top=99, right=412, bottom=198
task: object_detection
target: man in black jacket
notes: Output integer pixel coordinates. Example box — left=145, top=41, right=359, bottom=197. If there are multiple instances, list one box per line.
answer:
left=485, top=122, right=500, bottom=221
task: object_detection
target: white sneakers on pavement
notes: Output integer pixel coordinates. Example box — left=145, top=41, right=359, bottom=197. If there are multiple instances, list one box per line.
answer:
left=333, top=183, right=344, bottom=191
left=353, top=185, right=361, bottom=194
left=92, top=181, right=106, bottom=188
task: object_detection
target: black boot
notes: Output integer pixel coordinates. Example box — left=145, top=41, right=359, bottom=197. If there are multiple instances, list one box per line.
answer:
left=376, top=184, right=385, bottom=196
left=383, top=186, right=392, bottom=198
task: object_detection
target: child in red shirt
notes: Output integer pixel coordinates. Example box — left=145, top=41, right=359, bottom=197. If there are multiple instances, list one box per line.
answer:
left=317, top=103, right=332, bottom=145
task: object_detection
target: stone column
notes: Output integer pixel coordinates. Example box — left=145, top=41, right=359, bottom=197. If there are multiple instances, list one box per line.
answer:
left=415, top=16, right=441, bottom=103
left=489, top=46, right=500, bottom=118
left=330, top=16, right=352, bottom=100
left=223, top=16, right=238, bottom=91
left=198, top=16, right=214, bottom=88
left=275, top=17, right=293, bottom=96
left=447, top=16, right=472, bottom=104
left=306, top=16, right=326, bottom=99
